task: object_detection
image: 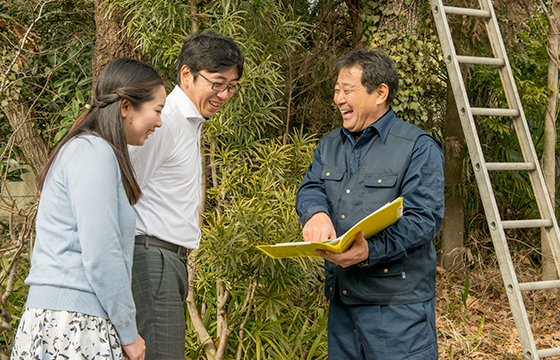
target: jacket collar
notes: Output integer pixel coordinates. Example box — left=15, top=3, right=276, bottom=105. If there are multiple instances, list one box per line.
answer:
left=340, top=107, right=396, bottom=145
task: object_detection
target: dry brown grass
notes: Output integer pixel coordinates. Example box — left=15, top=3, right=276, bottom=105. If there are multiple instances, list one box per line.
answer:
left=436, top=265, right=560, bottom=359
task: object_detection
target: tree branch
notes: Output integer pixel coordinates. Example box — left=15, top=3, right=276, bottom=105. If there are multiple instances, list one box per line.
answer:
left=186, top=255, right=217, bottom=357
left=0, top=0, right=51, bottom=93
left=235, top=281, right=257, bottom=360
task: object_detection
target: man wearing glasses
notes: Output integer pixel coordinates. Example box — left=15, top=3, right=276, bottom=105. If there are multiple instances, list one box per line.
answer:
left=128, top=31, right=244, bottom=360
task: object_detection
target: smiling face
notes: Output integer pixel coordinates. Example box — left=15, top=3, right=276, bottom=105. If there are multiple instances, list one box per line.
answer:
left=334, top=66, right=389, bottom=132
left=121, top=85, right=166, bottom=146
left=179, top=66, right=239, bottom=118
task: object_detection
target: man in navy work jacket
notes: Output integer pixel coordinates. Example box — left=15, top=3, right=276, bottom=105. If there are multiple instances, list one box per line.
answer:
left=296, top=48, right=444, bottom=360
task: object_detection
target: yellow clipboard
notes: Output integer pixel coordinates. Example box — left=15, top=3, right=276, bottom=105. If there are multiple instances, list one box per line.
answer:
left=256, top=197, right=403, bottom=258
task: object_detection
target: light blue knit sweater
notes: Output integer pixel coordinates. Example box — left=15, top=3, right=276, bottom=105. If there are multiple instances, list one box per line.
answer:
left=25, top=134, right=138, bottom=345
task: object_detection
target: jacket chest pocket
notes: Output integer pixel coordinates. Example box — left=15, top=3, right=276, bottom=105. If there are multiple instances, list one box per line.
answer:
left=321, top=167, right=345, bottom=204
left=361, top=173, right=399, bottom=213
left=364, top=174, right=398, bottom=188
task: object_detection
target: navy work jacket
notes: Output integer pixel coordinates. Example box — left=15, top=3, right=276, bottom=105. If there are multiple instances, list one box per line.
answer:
left=296, top=108, right=445, bottom=305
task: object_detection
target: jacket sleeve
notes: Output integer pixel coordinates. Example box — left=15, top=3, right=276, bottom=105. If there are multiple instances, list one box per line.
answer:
left=367, top=135, right=445, bottom=266
left=296, top=139, right=331, bottom=226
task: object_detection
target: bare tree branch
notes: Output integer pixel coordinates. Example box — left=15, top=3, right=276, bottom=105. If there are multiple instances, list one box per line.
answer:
left=0, top=0, right=52, bottom=93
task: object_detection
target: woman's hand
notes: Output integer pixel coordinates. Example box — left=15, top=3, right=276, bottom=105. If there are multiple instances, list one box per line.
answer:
left=122, top=334, right=146, bottom=360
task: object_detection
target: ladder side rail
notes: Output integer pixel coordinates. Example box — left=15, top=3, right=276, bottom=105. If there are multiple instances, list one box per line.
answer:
left=478, top=0, right=533, bottom=158
left=542, top=227, right=560, bottom=276
left=479, top=0, right=556, bottom=225
left=430, top=1, right=540, bottom=358
left=479, top=0, right=560, bottom=276
left=488, top=222, right=539, bottom=360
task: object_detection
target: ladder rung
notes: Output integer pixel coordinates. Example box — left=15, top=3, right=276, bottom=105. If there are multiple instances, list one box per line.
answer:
left=518, top=280, right=560, bottom=291
left=537, top=347, right=560, bottom=358
left=501, top=219, right=552, bottom=229
left=457, top=55, right=505, bottom=66
left=485, top=162, right=536, bottom=171
left=443, top=6, right=491, bottom=18
left=471, top=107, right=519, bottom=117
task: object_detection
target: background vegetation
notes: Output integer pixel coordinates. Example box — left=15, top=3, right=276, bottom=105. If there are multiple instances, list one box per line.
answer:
left=1, top=0, right=560, bottom=359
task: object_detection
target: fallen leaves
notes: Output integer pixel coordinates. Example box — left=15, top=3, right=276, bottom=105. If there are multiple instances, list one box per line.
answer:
left=436, top=267, right=560, bottom=360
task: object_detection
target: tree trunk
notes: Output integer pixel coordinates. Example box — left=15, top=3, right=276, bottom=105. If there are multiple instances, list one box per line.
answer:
left=1, top=90, right=48, bottom=174
left=190, top=0, right=198, bottom=33
left=541, top=0, right=560, bottom=281
left=0, top=3, right=49, bottom=174
left=440, top=79, right=465, bottom=271
left=92, top=0, right=144, bottom=89
left=381, top=0, right=421, bottom=35
left=345, top=0, right=364, bottom=48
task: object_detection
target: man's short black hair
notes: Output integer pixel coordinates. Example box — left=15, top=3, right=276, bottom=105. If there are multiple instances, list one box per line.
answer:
left=335, top=48, right=399, bottom=105
left=176, top=31, right=244, bottom=84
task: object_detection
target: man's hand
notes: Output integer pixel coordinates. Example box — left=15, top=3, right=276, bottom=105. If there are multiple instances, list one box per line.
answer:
left=316, top=231, right=369, bottom=268
left=122, top=334, right=146, bottom=360
left=302, top=212, right=337, bottom=243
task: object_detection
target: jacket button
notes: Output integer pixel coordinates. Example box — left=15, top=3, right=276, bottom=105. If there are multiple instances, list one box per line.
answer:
left=329, top=287, right=333, bottom=291
left=342, top=290, right=347, bottom=295
left=326, top=172, right=330, bottom=176
left=378, top=179, right=382, bottom=183
left=383, top=268, right=388, bottom=273
left=340, top=215, right=345, bottom=219
left=346, top=189, right=350, bottom=193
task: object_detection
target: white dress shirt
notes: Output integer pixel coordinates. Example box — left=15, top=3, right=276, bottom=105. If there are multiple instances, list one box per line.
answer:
left=129, top=86, right=206, bottom=249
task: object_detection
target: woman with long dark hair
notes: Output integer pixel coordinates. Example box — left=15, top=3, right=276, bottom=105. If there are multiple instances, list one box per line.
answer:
left=11, top=58, right=166, bottom=360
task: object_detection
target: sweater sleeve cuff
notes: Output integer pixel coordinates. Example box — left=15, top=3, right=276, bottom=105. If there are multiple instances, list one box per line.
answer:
left=114, top=321, right=138, bottom=346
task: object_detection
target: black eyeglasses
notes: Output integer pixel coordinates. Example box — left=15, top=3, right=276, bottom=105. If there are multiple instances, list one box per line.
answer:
left=195, top=72, right=241, bottom=94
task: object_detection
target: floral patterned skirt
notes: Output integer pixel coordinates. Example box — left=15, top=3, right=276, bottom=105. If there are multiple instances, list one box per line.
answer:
left=11, top=308, right=125, bottom=360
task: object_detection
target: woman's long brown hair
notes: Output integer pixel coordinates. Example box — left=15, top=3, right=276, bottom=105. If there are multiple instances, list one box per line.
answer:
left=37, top=58, right=164, bottom=205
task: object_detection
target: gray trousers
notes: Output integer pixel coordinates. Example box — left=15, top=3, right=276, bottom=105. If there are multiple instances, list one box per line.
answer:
left=131, top=240, right=189, bottom=360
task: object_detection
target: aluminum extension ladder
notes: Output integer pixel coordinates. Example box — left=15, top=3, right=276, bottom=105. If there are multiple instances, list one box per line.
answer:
left=429, top=0, right=560, bottom=358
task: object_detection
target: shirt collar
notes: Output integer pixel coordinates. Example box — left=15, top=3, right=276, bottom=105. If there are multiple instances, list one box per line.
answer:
left=340, top=107, right=396, bottom=144
left=168, top=85, right=207, bottom=121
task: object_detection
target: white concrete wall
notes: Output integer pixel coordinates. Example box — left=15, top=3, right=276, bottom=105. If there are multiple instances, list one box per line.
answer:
left=0, top=165, right=38, bottom=224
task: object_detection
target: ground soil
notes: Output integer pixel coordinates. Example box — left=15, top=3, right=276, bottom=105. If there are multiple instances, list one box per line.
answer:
left=436, top=266, right=560, bottom=359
